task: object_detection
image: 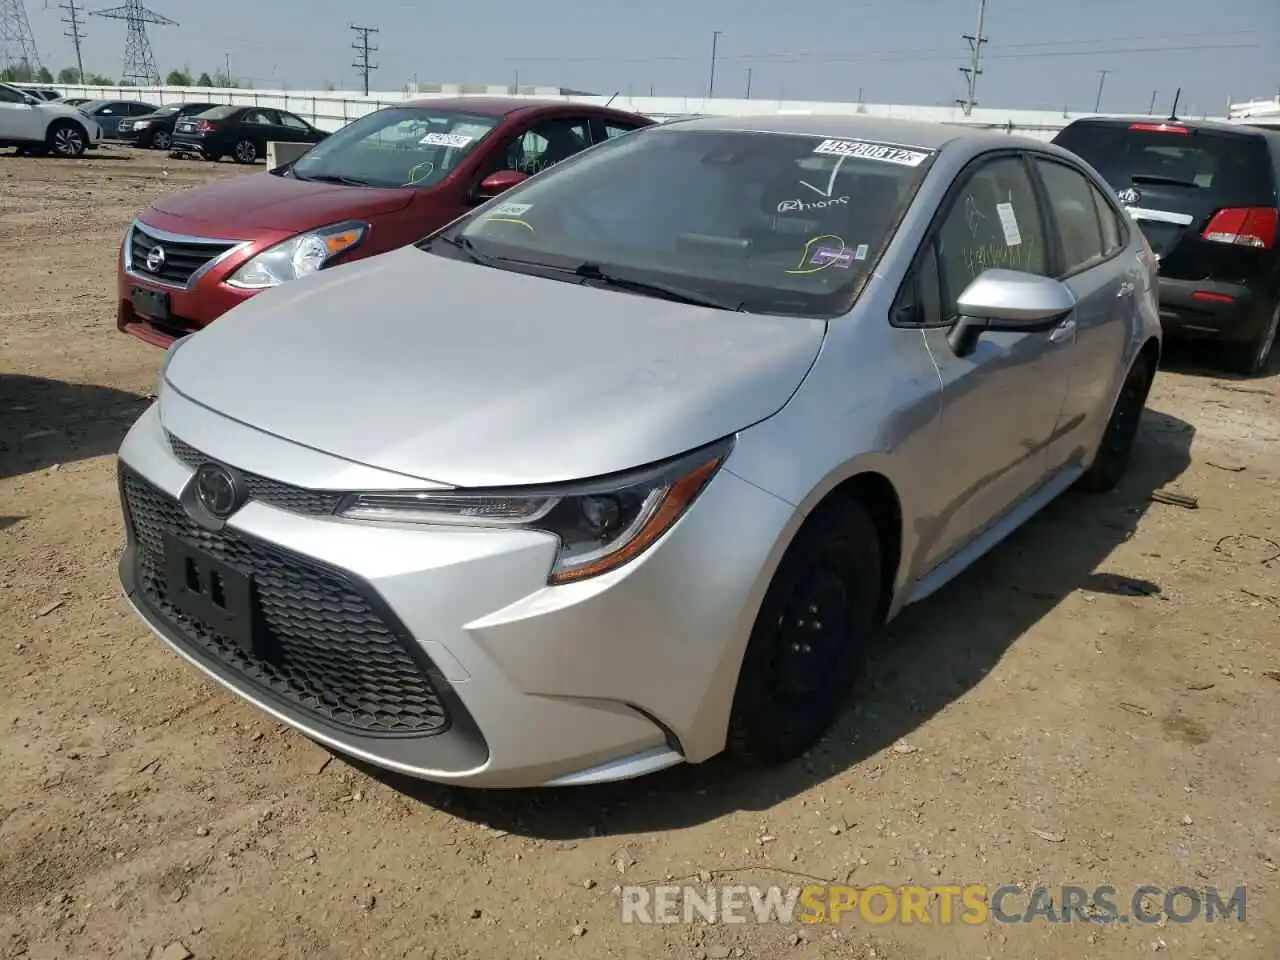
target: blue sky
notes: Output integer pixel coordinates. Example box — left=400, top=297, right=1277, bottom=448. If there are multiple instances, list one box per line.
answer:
left=23, top=0, right=1279, bottom=112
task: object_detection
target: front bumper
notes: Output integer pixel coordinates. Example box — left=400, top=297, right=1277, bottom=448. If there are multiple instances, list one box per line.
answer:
left=1157, top=277, right=1270, bottom=345
left=116, top=217, right=282, bottom=346
left=116, top=399, right=796, bottom=787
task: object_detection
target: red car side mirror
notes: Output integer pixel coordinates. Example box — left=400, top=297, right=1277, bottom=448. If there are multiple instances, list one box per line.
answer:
left=477, top=169, right=529, bottom=198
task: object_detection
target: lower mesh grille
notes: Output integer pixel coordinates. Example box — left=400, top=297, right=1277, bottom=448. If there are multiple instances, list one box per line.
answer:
left=122, top=468, right=449, bottom=736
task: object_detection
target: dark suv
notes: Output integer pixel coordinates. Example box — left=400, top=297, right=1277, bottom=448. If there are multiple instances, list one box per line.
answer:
left=1054, top=118, right=1280, bottom=374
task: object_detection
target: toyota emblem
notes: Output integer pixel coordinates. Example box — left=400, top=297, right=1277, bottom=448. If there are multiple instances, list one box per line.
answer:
left=193, top=462, right=244, bottom=519
left=1116, top=187, right=1141, bottom=206
left=145, top=245, right=166, bottom=272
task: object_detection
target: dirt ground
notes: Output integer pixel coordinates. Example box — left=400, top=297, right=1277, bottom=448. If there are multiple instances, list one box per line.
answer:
left=1, top=145, right=1278, bottom=960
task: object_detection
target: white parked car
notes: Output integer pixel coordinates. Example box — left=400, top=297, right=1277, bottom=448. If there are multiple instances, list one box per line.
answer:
left=0, top=82, right=102, bottom=157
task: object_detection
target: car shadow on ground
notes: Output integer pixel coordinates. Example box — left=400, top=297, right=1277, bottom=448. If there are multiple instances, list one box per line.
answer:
left=0, top=375, right=151, bottom=480
left=348, top=408, right=1195, bottom=838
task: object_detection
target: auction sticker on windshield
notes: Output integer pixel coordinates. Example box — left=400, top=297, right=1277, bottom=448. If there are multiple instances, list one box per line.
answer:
left=812, top=138, right=931, bottom=167
left=420, top=132, right=474, bottom=148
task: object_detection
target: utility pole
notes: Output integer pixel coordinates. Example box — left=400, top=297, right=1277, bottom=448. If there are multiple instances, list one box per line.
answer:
left=1148, top=89, right=1158, bottom=115
left=707, top=29, right=721, bottom=98
left=512, top=68, right=518, bottom=93
left=744, top=66, right=752, bottom=99
left=61, top=0, right=86, bottom=81
left=349, top=23, right=377, bottom=96
left=1094, top=69, right=1110, bottom=112
left=956, top=0, right=987, bottom=116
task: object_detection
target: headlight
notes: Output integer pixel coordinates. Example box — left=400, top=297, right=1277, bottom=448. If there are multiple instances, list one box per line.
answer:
left=227, top=222, right=367, bottom=289
left=134, top=120, right=151, bottom=128
left=338, top=439, right=733, bottom=584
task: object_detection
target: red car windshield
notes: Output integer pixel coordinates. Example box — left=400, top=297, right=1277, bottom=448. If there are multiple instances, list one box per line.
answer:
left=289, top=107, right=500, bottom=189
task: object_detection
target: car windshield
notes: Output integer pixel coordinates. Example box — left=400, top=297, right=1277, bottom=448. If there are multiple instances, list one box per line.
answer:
left=153, top=105, right=182, bottom=116
left=289, top=106, right=501, bottom=189
left=421, top=127, right=934, bottom=316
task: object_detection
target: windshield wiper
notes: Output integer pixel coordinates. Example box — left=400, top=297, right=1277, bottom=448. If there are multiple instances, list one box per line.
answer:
left=424, top=233, right=493, bottom=265
left=294, top=172, right=374, bottom=186
left=573, top=263, right=742, bottom=311
left=1130, top=173, right=1201, bottom=189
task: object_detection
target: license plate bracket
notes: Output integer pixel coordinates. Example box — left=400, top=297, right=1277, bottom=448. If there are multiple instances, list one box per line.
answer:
left=163, top=533, right=257, bottom=655
left=131, top=285, right=171, bottom=321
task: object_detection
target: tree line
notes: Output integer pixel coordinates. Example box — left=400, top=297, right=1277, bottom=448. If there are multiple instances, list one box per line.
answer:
left=0, top=63, right=238, bottom=88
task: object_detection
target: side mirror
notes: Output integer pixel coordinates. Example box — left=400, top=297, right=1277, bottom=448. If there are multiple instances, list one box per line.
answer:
left=947, top=269, right=1075, bottom=356
left=475, top=169, right=528, bottom=200
left=22, top=95, right=39, bottom=106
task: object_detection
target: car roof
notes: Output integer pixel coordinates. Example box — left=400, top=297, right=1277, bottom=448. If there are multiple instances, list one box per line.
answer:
left=654, top=113, right=1041, bottom=152
left=1061, top=115, right=1272, bottom=138
left=399, top=95, right=643, bottom=119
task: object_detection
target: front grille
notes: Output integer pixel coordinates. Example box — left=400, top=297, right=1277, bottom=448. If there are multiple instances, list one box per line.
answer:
left=122, top=469, right=450, bottom=736
left=168, top=434, right=345, bottom=516
left=130, top=225, right=238, bottom=287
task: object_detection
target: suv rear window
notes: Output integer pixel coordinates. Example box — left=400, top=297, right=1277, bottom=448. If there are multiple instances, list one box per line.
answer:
left=1054, top=122, right=1275, bottom=207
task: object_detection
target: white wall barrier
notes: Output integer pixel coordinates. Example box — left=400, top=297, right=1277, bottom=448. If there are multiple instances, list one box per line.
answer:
left=22, top=82, right=1237, bottom=142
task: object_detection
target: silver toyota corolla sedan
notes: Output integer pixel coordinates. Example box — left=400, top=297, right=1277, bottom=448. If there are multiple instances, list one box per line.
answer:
left=117, top=115, right=1161, bottom=788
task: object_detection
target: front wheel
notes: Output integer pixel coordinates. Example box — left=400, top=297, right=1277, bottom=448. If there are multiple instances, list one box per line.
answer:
left=47, top=120, right=87, bottom=158
left=727, top=499, right=883, bottom=765
left=152, top=130, right=172, bottom=151
left=1079, top=352, right=1153, bottom=494
left=1226, top=301, right=1279, bottom=377
left=232, top=139, right=257, bottom=164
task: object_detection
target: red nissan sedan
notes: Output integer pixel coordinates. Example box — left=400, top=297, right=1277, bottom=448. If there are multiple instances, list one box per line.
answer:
left=117, top=97, right=654, bottom=346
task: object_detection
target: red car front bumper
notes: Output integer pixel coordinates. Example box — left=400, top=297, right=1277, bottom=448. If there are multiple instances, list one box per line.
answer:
left=115, top=214, right=292, bottom=348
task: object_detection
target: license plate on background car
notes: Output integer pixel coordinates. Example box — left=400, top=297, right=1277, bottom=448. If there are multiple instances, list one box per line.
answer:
left=162, top=533, right=257, bottom=655
left=130, top=285, right=170, bottom=321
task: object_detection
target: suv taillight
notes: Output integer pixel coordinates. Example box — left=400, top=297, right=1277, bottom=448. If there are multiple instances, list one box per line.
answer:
left=1202, top=207, right=1278, bottom=249
left=195, top=120, right=217, bottom=133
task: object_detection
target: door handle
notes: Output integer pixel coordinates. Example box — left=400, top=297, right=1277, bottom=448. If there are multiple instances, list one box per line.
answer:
left=1048, top=317, right=1076, bottom=344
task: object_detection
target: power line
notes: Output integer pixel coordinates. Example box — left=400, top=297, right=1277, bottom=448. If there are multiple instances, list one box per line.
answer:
left=957, top=0, right=987, bottom=115
left=468, top=30, right=1271, bottom=66
left=349, top=23, right=377, bottom=97
left=60, top=0, right=85, bottom=81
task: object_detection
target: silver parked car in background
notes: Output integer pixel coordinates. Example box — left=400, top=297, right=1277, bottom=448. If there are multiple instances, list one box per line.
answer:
left=117, top=116, right=1161, bottom=788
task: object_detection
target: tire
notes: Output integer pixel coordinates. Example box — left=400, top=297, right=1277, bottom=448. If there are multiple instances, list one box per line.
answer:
left=47, top=120, right=87, bottom=158
left=1078, top=352, right=1153, bottom=494
left=727, top=498, right=883, bottom=765
left=232, top=138, right=257, bottom=164
left=1225, top=300, right=1280, bottom=378
left=152, top=130, right=172, bottom=151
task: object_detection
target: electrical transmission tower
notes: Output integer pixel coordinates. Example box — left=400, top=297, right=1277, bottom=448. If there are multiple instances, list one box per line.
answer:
left=91, top=0, right=177, bottom=85
left=350, top=23, right=378, bottom=96
left=61, top=0, right=86, bottom=82
left=956, top=0, right=987, bottom=116
left=0, top=0, right=43, bottom=75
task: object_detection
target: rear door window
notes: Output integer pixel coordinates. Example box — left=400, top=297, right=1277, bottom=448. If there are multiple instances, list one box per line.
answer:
left=1034, top=158, right=1107, bottom=276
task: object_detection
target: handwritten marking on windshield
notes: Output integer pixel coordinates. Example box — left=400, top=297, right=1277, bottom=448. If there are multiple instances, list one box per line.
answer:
left=482, top=217, right=535, bottom=232
left=787, top=234, right=848, bottom=275
left=800, top=154, right=846, bottom=198
left=405, top=161, right=436, bottom=185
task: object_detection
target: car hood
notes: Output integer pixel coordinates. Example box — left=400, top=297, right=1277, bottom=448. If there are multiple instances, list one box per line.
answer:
left=150, top=174, right=415, bottom=231
left=164, top=247, right=826, bottom=488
